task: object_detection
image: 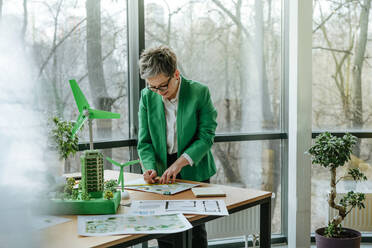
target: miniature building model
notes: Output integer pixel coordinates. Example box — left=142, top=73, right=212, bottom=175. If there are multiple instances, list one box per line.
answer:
left=48, top=80, right=121, bottom=215
left=81, top=150, right=104, bottom=197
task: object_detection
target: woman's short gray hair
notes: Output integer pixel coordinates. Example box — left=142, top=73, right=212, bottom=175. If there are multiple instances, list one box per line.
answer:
left=138, top=46, right=177, bottom=79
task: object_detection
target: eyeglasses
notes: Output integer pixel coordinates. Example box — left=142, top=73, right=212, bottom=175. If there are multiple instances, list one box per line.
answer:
left=147, top=77, right=172, bottom=92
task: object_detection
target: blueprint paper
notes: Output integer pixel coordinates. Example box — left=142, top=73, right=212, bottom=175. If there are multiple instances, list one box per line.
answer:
left=78, top=214, right=192, bottom=236
left=128, top=200, right=229, bottom=216
left=124, top=178, right=198, bottom=195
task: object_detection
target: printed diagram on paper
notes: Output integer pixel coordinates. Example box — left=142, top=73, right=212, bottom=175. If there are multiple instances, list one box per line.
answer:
left=78, top=214, right=192, bottom=236
left=128, top=200, right=229, bottom=216
left=124, top=178, right=198, bottom=195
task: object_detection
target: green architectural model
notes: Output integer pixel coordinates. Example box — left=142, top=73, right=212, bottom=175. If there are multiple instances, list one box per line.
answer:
left=49, top=79, right=122, bottom=215
left=81, top=151, right=104, bottom=198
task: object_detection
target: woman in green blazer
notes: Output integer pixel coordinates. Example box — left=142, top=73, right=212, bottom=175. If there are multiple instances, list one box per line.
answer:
left=137, top=47, right=218, bottom=184
left=137, top=46, right=218, bottom=248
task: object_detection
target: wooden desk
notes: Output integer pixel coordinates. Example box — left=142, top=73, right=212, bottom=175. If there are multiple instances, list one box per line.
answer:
left=42, top=170, right=272, bottom=248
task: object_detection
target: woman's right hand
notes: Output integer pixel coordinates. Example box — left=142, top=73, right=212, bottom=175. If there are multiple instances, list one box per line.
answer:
left=143, top=169, right=158, bottom=184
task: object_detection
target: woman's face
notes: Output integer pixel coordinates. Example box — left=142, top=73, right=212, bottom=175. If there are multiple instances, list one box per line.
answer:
left=146, top=70, right=180, bottom=100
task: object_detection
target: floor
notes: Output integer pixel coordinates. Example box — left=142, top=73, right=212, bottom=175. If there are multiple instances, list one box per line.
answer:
left=274, top=244, right=372, bottom=248
left=143, top=243, right=372, bottom=248
left=144, top=239, right=372, bottom=247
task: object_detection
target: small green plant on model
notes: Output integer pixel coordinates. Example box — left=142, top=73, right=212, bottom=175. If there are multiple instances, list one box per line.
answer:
left=77, top=181, right=90, bottom=200
left=64, top=177, right=75, bottom=195
left=104, top=179, right=118, bottom=193
left=51, top=117, right=79, bottom=160
left=81, top=192, right=90, bottom=201
left=307, top=132, right=367, bottom=238
left=103, top=180, right=118, bottom=200
left=53, top=177, right=78, bottom=200
left=104, top=190, right=114, bottom=200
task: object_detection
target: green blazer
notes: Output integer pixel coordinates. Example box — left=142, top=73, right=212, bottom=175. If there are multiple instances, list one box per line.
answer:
left=137, top=76, right=217, bottom=182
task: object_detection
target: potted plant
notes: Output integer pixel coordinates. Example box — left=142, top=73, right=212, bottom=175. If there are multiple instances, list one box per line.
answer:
left=50, top=116, right=79, bottom=174
left=307, top=132, right=367, bottom=248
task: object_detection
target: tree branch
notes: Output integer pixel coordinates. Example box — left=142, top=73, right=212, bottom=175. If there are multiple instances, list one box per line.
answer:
left=335, top=175, right=353, bottom=185
left=38, top=17, right=86, bottom=78
left=329, top=167, right=347, bottom=226
left=77, top=47, right=116, bottom=83
left=312, top=46, right=353, bottom=54
left=145, top=29, right=167, bottom=45
left=112, top=93, right=126, bottom=104
left=313, top=1, right=355, bottom=33
left=345, top=207, right=354, bottom=217
left=211, top=0, right=249, bottom=38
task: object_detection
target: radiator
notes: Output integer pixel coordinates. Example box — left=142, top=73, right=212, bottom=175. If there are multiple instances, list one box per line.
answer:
left=206, top=205, right=260, bottom=240
left=328, top=193, right=372, bottom=232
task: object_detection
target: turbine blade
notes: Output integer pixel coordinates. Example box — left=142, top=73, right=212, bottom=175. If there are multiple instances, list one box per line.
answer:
left=106, top=157, right=123, bottom=167
left=69, top=79, right=90, bottom=113
left=71, top=113, right=87, bottom=138
left=89, top=108, right=120, bottom=119
left=123, top=160, right=140, bottom=167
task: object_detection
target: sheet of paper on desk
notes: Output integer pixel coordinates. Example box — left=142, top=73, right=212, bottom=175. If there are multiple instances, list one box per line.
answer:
left=30, top=215, right=71, bottom=230
left=124, top=178, right=198, bottom=195
left=191, top=187, right=226, bottom=197
left=124, top=177, right=147, bottom=186
left=128, top=200, right=229, bottom=216
left=77, top=214, right=192, bottom=236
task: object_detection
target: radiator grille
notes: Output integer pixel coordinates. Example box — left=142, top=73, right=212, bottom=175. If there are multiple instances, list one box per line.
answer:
left=329, top=193, right=372, bottom=232
left=206, top=206, right=260, bottom=239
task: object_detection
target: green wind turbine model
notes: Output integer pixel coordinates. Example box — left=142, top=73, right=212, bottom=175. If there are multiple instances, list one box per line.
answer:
left=49, top=80, right=122, bottom=215
left=51, top=79, right=122, bottom=215
left=106, top=157, right=140, bottom=199
left=69, top=79, right=120, bottom=150
left=46, top=80, right=121, bottom=214
left=69, top=79, right=121, bottom=198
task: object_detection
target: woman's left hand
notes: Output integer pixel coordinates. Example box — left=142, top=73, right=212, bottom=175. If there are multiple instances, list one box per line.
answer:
left=160, top=163, right=183, bottom=184
left=160, top=155, right=191, bottom=184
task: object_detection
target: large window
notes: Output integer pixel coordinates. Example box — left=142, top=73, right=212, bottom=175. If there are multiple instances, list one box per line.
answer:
left=313, top=0, right=372, bottom=131
left=144, top=0, right=282, bottom=133
left=1, top=0, right=287, bottom=245
left=2, top=0, right=128, bottom=172
left=312, top=0, right=372, bottom=235
left=211, top=140, right=282, bottom=234
left=144, top=0, right=284, bottom=240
